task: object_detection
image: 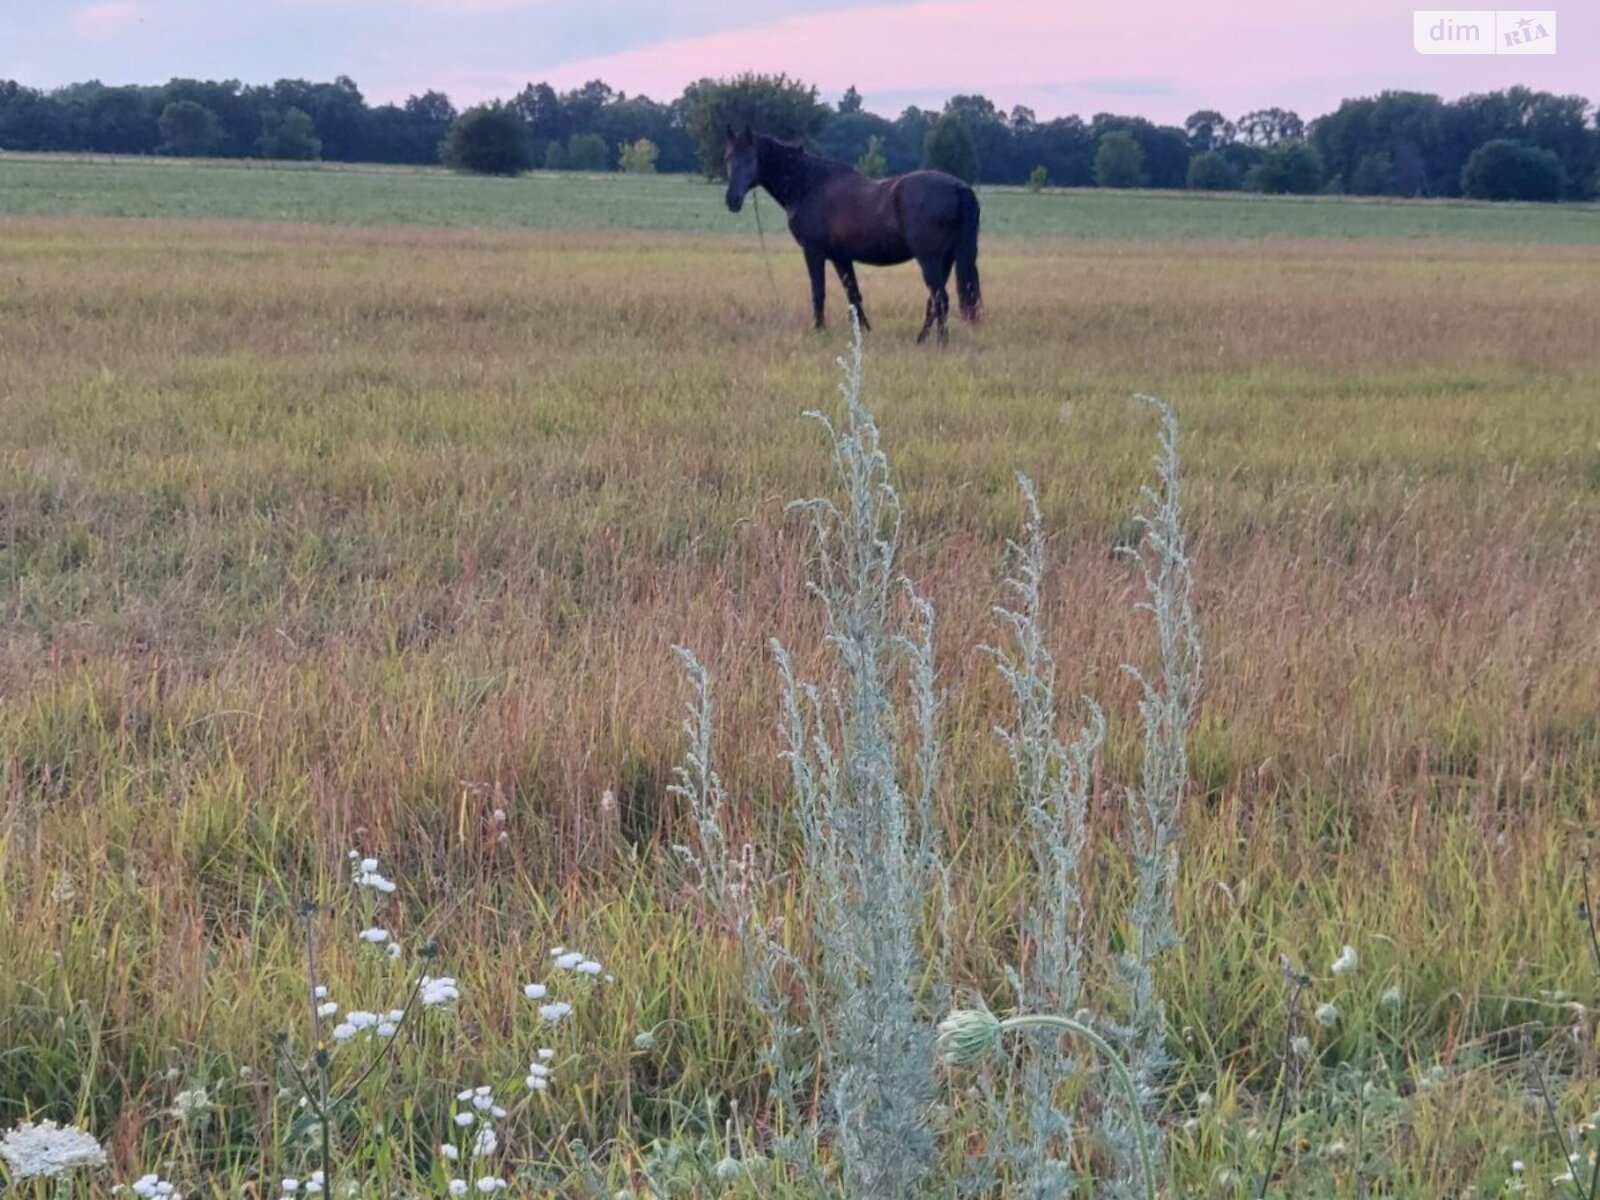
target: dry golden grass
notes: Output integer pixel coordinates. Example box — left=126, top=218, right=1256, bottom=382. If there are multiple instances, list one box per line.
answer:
left=2, top=213, right=1599, bottom=1195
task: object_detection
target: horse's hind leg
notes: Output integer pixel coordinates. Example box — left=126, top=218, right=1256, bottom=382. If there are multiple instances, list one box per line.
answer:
left=833, top=260, right=870, bottom=331
left=917, top=255, right=952, bottom=346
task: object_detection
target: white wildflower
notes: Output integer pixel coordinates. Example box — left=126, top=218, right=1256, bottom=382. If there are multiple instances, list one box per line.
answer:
left=439, top=1144, right=460, bottom=1162
left=549, top=946, right=565, bottom=958
left=526, top=1075, right=548, bottom=1091
left=522, top=983, right=547, bottom=1000
left=555, top=951, right=584, bottom=970
left=282, top=1179, right=300, bottom=1193
left=421, top=976, right=460, bottom=1007
left=1331, top=945, right=1358, bottom=977
left=576, top=960, right=602, bottom=976
left=454, top=1112, right=475, bottom=1128
left=471, top=1088, right=494, bottom=1112
left=375, top=1021, right=398, bottom=1039
left=476, top=1178, right=506, bottom=1194
left=1291, top=1035, right=1312, bottom=1057
left=331, top=1022, right=357, bottom=1043
left=1314, top=1002, right=1340, bottom=1027
left=0, top=1119, right=109, bottom=1178
left=1381, top=985, right=1403, bottom=1009
left=170, top=1087, right=212, bottom=1119
left=386, top=941, right=402, bottom=960
left=1512, top=1160, right=1525, bottom=1174
left=448, top=1182, right=468, bottom=1198
left=472, top=1127, right=498, bottom=1157
left=313, top=985, right=330, bottom=999
left=346, top=1010, right=378, bottom=1030
left=316, top=1002, right=339, bottom=1019
left=538, top=1001, right=573, bottom=1023
left=358, top=927, right=388, bottom=944
left=536, top=1047, right=554, bottom=1061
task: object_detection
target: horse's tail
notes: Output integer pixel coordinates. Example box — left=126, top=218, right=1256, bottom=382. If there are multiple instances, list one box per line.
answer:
left=955, top=186, right=983, bottom=322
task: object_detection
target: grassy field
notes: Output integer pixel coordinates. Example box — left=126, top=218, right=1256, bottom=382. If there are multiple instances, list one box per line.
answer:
left=2, top=163, right=1600, bottom=1197
left=5, top=151, right=1600, bottom=240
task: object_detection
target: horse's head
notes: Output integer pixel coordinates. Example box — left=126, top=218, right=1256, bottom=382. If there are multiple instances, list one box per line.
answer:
left=724, top=125, right=759, bottom=213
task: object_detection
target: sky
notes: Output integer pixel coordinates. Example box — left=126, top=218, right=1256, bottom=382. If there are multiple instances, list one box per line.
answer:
left=2, top=0, right=1596, bottom=124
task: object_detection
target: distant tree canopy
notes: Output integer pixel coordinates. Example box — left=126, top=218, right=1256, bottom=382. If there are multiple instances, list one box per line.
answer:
left=682, top=73, right=831, bottom=177
left=1461, top=139, right=1568, bottom=201
left=1094, top=131, right=1146, bottom=188
left=157, top=100, right=221, bottom=157
left=259, top=107, right=320, bottom=160
left=923, top=113, right=976, bottom=182
left=0, top=73, right=1594, bottom=201
left=441, top=104, right=529, bottom=175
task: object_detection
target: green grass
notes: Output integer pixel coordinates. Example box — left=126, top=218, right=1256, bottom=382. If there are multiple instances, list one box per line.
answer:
left=3, top=152, right=1600, bottom=241
left=1, top=196, right=1599, bottom=1196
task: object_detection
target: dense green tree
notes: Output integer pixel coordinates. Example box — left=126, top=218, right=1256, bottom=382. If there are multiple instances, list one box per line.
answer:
left=682, top=73, right=830, bottom=177
left=157, top=100, right=222, bottom=156
left=1349, top=151, right=1395, bottom=195
left=85, top=85, right=160, bottom=153
left=943, top=93, right=1012, bottom=182
left=814, top=110, right=895, bottom=169
left=565, top=131, right=608, bottom=171
left=839, top=85, right=863, bottom=115
left=1246, top=141, right=1325, bottom=193
left=259, top=106, right=321, bottom=160
left=1093, top=131, right=1146, bottom=188
left=1461, top=139, right=1567, bottom=200
left=888, top=107, right=935, bottom=174
left=441, top=103, right=528, bottom=174
left=163, top=79, right=259, bottom=155
left=1186, top=150, right=1239, bottom=190
left=923, top=113, right=976, bottom=182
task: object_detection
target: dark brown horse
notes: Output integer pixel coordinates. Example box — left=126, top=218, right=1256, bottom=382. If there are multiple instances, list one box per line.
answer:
left=724, top=126, right=982, bottom=345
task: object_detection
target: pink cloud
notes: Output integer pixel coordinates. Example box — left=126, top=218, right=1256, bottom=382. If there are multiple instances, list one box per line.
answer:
left=69, top=1, right=146, bottom=38
left=537, top=0, right=1597, bottom=122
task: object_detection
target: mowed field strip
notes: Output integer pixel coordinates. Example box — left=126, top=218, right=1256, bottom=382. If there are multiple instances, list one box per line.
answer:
left=2, top=157, right=1600, bottom=1193
left=5, top=152, right=1600, bottom=239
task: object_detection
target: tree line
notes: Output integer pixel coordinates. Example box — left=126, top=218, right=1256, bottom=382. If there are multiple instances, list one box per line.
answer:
left=2, top=72, right=1595, bottom=201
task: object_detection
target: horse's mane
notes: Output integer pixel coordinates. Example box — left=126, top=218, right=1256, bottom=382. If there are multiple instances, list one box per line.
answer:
left=758, top=134, right=852, bottom=180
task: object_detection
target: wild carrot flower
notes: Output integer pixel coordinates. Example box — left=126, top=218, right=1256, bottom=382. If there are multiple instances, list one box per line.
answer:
left=439, top=1144, right=460, bottom=1162
left=1331, top=945, right=1359, bottom=976
left=537, top=1001, right=573, bottom=1024
left=421, top=976, right=460, bottom=1006
left=934, top=1009, right=1002, bottom=1067
left=170, top=1088, right=212, bottom=1120
left=554, top=951, right=584, bottom=970
left=130, top=1174, right=179, bottom=1198
left=472, top=1127, right=498, bottom=1157
left=358, top=927, right=388, bottom=944
left=0, top=1119, right=109, bottom=1178
left=1315, top=1002, right=1341, bottom=1027
left=448, top=1181, right=467, bottom=1197
left=522, top=982, right=548, bottom=1000
left=476, top=1179, right=506, bottom=1194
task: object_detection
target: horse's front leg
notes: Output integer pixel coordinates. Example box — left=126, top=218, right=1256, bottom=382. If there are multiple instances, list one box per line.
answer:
left=833, top=260, right=870, bottom=332
left=804, top=248, right=827, bottom=330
